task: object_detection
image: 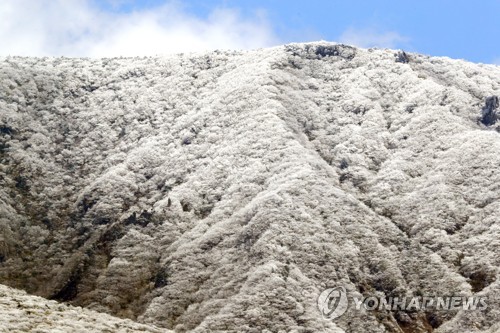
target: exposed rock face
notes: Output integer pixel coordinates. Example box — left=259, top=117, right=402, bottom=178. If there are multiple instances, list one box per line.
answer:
left=0, top=43, right=499, bottom=332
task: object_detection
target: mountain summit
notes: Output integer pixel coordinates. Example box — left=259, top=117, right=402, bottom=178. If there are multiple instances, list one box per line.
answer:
left=0, top=43, right=499, bottom=332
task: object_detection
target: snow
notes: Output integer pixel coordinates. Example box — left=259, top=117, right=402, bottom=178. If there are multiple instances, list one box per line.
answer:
left=0, top=42, right=499, bottom=332
left=0, top=284, right=168, bottom=332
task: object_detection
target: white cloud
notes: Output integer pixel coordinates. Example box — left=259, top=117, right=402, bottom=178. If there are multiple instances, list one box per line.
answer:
left=0, top=0, right=279, bottom=57
left=339, top=27, right=409, bottom=49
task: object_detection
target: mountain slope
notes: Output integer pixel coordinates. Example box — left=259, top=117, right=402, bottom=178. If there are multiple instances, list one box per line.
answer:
left=0, top=284, right=168, bottom=332
left=0, top=43, right=499, bottom=332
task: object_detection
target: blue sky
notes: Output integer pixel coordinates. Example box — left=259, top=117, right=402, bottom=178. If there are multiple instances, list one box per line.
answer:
left=1, top=0, right=499, bottom=64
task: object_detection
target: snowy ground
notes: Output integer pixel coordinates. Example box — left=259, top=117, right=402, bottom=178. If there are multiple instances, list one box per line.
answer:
left=0, top=284, right=168, bottom=332
left=0, top=43, right=499, bottom=332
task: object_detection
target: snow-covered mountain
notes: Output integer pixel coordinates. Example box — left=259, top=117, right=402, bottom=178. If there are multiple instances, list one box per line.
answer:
left=0, top=43, right=499, bottom=333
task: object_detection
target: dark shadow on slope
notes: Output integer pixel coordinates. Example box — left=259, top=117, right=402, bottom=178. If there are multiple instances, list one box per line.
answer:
left=152, top=266, right=169, bottom=289
left=50, top=222, right=126, bottom=302
left=393, top=311, right=438, bottom=333
left=51, top=271, right=81, bottom=302
left=0, top=125, right=15, bottom=135
left=480, top=96, right=498, bottom=126
left=459, top=264, right=496, bottom=292
left=125, top=211, right=153, bottom=227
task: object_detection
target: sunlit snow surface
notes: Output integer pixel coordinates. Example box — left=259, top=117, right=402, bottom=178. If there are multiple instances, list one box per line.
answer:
left=0, top=43, right=499, bottom=332
left=0, top=284, right=168, bottom=332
